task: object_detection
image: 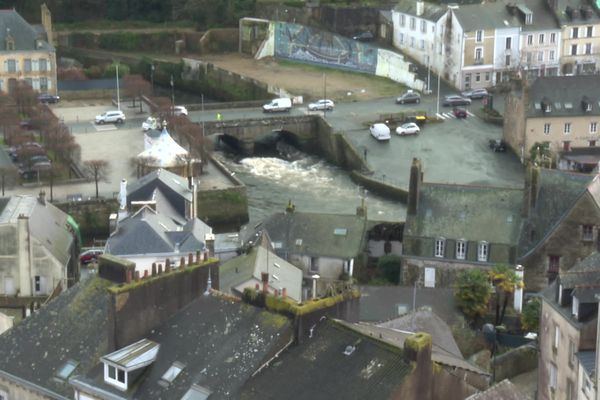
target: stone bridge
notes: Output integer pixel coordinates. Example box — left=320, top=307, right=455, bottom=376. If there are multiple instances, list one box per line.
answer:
left=202, top=114, right=320, bottom=155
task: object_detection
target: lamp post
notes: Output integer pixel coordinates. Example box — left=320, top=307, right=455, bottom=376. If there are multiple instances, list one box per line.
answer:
left=436, top=70, right=441, bottom=116
left=170, top=74, right=175, bottom=115
left=323, top=73, right=327, bottom=119
left=150, top=64, right=155, bottom=94
left=116, top=62, right=121, bottom=111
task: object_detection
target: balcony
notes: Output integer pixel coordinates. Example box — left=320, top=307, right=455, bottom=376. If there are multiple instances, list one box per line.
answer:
left=474, top=59, right=484, bottom=65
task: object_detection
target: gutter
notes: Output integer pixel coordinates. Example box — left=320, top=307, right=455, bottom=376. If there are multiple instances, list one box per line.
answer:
left=0, top=369, right=70, bottom=400
left=250, top=336, right=294, bottom=378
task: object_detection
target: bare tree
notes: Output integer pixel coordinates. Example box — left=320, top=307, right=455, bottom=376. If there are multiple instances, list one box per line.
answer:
left=12, top=81, right=37, bottom=115
left=124, top=74, right=152, bottom=113
left=0, top=100, right=19, bottom=141
left=83, top=160, right=110, bottom=199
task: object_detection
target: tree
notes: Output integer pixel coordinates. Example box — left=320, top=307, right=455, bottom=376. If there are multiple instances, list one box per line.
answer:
left=83, top=160, right=110, bottom=199
left=489, top=264, right=524, bottom=326
left=454, top=269, right=492, bottom=321
left=12, top=81, right=37, bottom=115
left=0, top=99, right=19, bottom=141
left=0, top=165, right=16, bottom=196
left=376, top=255, right=402, bottom=284
left=124, top=74, right=152, bottom=112
left=520, top=297, right=541, bottom=333
left=104, top=62, right=130, bottom=79
left=529, top=142, right=552, bottom=167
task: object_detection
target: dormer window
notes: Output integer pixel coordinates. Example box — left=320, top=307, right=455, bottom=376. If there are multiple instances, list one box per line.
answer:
left=456, top=240, right=467, bottom=260
left=434, top=238, right=445, bottom=258
left=101, top=338, right=159, bottom=391
left=543, top=103, right=552, bottom=113
left=572, top=295, right=579, bottom=318
left=582, top=98, right=592, bottom=112
left=5, top=28, right=14, bottom=51
left=582, top=225, right=594, bottom=241
left=525, top=13, right=532, bottom=24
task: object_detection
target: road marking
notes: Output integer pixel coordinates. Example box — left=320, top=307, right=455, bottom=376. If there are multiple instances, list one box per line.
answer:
left=92, top=122, right=117, bottom=132
left=467, top=111, right=475, bottom=117
left=436, top=113, right=445, bottom=119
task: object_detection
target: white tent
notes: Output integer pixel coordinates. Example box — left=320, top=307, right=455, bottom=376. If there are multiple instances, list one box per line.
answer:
left=137, top=127, right=188, bottom=168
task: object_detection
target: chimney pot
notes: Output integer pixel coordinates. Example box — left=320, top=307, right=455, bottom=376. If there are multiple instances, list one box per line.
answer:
left=188, top=253, right=194, bottom=265
left=126, top=270, right=132, bottom=283
left=152, top=263, right=157, bottom=276
left=282, top=287, right=287, bottom=298
left=180, top=256, right=185, bottom=267
left=158, top=264, right=163, bottom=274
left=165, top=259, right=171, bottom=272
left=143, top=270, right=149, bottom=279
left=196, top=250, right=201, bottom=263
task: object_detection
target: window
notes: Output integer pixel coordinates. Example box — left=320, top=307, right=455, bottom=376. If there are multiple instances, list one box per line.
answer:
left=400, top=15, right=405, bottom=27
left=550, top=32, right=556, bottom=43
left=39, top=59, right=47, bottom=72
left=424, top=267, right=435, bottom=288
left=0, top=389, right=7, bottom=400
left=410, top=37, right=415, bottom=48
left=566, top=379, right=574, bottom=400
left=310, top=257, right=319, bottom=272
left=550, top=363, right=557, bottom=390
left=475, top=47, right=482, bottom=61
left=40, top=77, right=48, bottom=91
left=549, top=50, right=555, bottom=61
left=485, top=72, right=490, bottom=81
left=108, top=365, right=116, bottom=379
left=477, top=241, right=488, bottom=262
left=571, top=44, right=577, bottom=56
left=34, top=276, right=40, bottom=292
left=420, top=39, right=425, bottom=50
left=117, top=369, right=125, bottom=383
left=591, top=122, right=597, bottom=133
left=475, top=73, right=481, bottom=82
left=572, top=27, right=579, bottom=38
left=434, top=238, right=445, bottom=258
left=564, top=122, right=571, bottom=134
left=410, top=17, right=416, bottom=30
left=583, top=225, right=594, bottom=241
left=456, top=240, right=466, bottom=260
left=587, top=25, right=593, bottom=37
left=5, top=59, right=15, bottom=73
left=538, top=51, right=544, bottom=62
left=568, top=340, right=576, bottom=367
left=553, top=325, right=560, bottom=350
left=420, top=20, right=426, bottom=33
left=161, top=362, right=185, bottom=384
left=56, top=359, right=79, bottom=380
left=590, top=140, right=596, bottom=147
left=544, top=123, right=551, bottom=134
left=506, top=37, right=512, bottom=49
left=476, top=30, right=483, bottom=42
left=549, top=255, right=560, bottom=274
left=538, top=34, right=544, bottom=44
left=573, top=295, right=579, bottom=317
left=24, top=59, right=31, bottom=72
left=563, top=141, right=571, bottom=151
left=527, top=34, right=533, bottom=45
left=585, top=43, right=592, bottom=55
left=465, top=73, right=471, bottom=84
left=505, top=55, right=511, bottom=67
left=399, top=33, right=404, bottom=44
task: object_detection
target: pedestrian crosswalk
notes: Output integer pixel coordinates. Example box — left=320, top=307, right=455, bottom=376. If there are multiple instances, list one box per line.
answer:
left=91, top=122, right=118, bottom=132
left=435, top=111, right=475, bottom=120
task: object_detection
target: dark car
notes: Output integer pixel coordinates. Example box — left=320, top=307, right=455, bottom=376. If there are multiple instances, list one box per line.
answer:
left=453, top=107, right=467, bottom=118
left=461, top=88, right=489, bottom=99
left=396, top=91, right=421, bottom=104
left=443, top=95, right=472, bottom=107
left=80, top=249, right=104, bottom=265
left=489, top=139, right=507, bottom=152
left=352, top=31, right=375, bottom=41
left=38, top=93, right=60, bottom=104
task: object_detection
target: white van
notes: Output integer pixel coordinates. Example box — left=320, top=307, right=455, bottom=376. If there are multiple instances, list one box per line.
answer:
left=262, top=98, right=292, bottom=113
left=369, top=123, right=391, bottom=142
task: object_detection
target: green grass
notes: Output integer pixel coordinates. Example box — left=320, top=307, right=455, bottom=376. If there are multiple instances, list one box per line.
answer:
left=55, top=19, right=196, bottom=31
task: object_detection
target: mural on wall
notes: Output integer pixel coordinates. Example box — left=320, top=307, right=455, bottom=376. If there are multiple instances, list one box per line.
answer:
left=274, top=22, right=378, bottom=73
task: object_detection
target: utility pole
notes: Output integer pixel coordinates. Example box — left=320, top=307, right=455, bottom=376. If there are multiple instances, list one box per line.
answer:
left=436, top=71, right=441, bottom=115
left=170, top=74, right=175, bottom=115
left=427, top=55, right=431, bottom=93
left=150, top=64, right=155, bottom=94
left=116, top=62, right=120, bottom=111
left=323, top=73, right=327, bottom=119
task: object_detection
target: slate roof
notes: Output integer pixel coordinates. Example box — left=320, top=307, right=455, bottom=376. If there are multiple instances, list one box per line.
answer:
left=577, top=350, right=596, bottom=377
left=500, top=0, right=561, bottom=31
left=560, top=252, right=600, bottom=288
left=393, top=0, right=446, bottom=22
left=358, top=285, right=459, bottom=323
left=518, top=169, right=594, bottom=257
left=0, top=276, right=113, bottom=399
left=466, top=379, right=527, bottom=400
left=405, top=183, right=523, bottom=244
left=549, top=0, right=600, bottom=25
left=247, top=211, right=368, bottom=259
left=71, top=295, right=292, bottom=400
left=127, top=168, right=193, bottom=203
left=240, top=319, right=412, bottom=400
left=526, top=76, right=600, bottom=118
left=220, top=243, right=304, bottom=302
left=0, top=9, right=53, bottom=52
left=452, top=2, right=521, bottom=32
left=105, top=206, right=208, bottom=256
left=0, top=195, right=75, bottom=266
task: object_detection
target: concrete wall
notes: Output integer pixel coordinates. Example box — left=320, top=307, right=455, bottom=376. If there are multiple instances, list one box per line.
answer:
left=56, top=199, right=117, bottom=244
left=493, top=344, right=537, bottom=381
left=111, top=260, right=219, bottom=348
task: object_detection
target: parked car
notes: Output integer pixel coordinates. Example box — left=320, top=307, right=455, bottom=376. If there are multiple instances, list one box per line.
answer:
left=461, top=88, right=489, bottom=99
left=396, top=91, right=421, bottom=104
left=79, top=248, right=104, bottom=265
left=308, top=99, right=334, bottom=111
left=352, top=31, right=374, bottom=41
left=396, top=122, right=420, bottom=136
left=489, top=139, right=507, bottom=152
left=172, top=106, right=188, bottom=116
left=29, top=155, right=52, bottom=168
left=95, top=110, right=126, bottom=124
left=443, top=95, right=472, bottom=107
left=38, top=93, right=60, bottom=104
left=263, top=98, right=292, bottom=113
left=369, top=123, right=391, bottom=142
left=453, top=107, right=468, bottom=119
left=142, top=117, right=160, bottom=131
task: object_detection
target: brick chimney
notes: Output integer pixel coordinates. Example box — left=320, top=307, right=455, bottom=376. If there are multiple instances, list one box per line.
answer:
left=261, top=272, right=269, bottom=293
left=403, top=332, right=433, bottom=400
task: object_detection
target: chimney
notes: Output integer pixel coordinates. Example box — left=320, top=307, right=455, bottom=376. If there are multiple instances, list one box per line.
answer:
left=529, top=166, right=540, bottom=211
left=261, top=272, right=269, bottom=293
left=38, top=190, right=46, bottom=205
left=118, top=179, right=127, bottom=211
left=204, top=232, right=215, bottom=258
left=407, top=158, right=423, bottom=216
left=40, top=3, right=54, bottom=47
left=403, top=332, right=433, bottom=399
left=416, top=0, right=424, bottom=16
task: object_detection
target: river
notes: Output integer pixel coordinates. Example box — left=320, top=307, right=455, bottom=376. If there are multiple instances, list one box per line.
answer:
left=213, top=150, right=407, bottom=226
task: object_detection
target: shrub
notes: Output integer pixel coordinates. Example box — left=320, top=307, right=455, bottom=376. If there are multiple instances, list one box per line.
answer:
left=376, top=255, right=402, bottom=284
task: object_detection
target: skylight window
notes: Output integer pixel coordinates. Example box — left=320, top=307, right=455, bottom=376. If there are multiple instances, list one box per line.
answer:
left=534, top=102, right=541, bottom=110
left=334, top=228, right=348, bottom=236
left=161, top=362, right=185, bottom=385
left=56, top=360, right=79, bottom=380
left=554, top=102, right=562, bottom=109
left=564, top=102, right=573, bottom=109
left=181, top=384, right=212, bottom=400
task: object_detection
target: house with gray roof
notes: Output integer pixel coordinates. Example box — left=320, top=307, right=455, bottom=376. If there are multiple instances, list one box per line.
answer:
left=538, top=252, right=600, bottom=400
left=105, top=205, right=211, bottom=276
left=243, top=208, right=369, bottom=284
left=466, top=379, right=527, bottom=400
left=0, top=5, right=57, bottom=95
left=504, top=75, right=600, bottom=161
left=0, top=192, right=78, bottom=307
left=575, top=350, right=596, bottom=399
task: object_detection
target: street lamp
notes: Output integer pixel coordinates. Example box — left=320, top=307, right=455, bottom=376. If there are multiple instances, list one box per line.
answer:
left=150, top=64, right=155, bottom=94
left=170, top=74, right=175, bottom=115
left=116, top=62, right=121, bottom=111
left=323, top=73, right=327, bottom=119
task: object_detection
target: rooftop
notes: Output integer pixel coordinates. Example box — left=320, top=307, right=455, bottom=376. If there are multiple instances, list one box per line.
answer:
left=453, top=2, right=521, bottom=32
left=393, top=0, right=446, bottom=22
left=0, top=9, right=53, bottom=52
left=466, top=379, right=528, bottom=400
left=527, top=76, right=600, bottom=118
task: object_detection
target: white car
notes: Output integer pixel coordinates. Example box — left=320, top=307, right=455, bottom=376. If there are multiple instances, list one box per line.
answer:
left=369, top=123, right=391, bottom=141
left=95, top=110, right=126, bottom=124
left=396, top=122, right=420, bottom=136
left=172, top=106, right=188, bottom=116
left=142, top=117, right=159, bottom=131
left=308, top=99, right=334, bottom=111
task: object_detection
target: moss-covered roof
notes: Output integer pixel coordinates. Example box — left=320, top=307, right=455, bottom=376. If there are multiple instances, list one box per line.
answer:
left=406, top=183, right=523, bottom=244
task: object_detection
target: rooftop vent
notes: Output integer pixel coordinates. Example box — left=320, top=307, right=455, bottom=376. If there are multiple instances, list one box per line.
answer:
left=343, top=345, right=356, bottom=356
left=334, top=228, right=348, bottom=236
left=159, top=362, right=185, bottom=387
